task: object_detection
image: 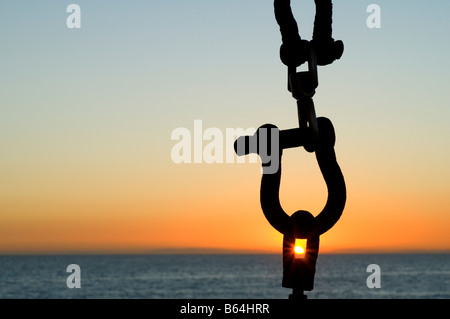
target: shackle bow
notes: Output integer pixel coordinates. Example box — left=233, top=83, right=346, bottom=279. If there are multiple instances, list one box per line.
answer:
left=234, top=0, right=346, bottom=299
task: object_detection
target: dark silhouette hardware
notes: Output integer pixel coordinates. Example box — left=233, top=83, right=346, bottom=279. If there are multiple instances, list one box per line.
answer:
left=234, top=0, right=346, bottom=299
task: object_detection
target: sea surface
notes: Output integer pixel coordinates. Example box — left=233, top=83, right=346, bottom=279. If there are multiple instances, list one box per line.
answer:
left=0, top=254, right=448, bottom=299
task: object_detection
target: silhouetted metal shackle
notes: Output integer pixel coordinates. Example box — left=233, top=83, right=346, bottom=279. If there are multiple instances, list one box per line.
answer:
left=234, top=117, right=346, bottom=297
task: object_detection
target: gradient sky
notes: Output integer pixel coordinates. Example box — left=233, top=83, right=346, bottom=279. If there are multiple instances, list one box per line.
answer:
left=1, top=1, right=449, bottom=254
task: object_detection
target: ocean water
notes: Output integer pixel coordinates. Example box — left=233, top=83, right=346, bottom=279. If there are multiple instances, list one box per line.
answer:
left=0, top=254, right=448, bottom=299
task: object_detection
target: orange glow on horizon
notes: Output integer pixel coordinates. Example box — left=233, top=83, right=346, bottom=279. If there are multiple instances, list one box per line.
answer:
left=0, top=148, right=449, bottom=255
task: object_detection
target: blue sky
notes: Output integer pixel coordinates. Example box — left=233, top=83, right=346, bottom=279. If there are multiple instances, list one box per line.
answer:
left=2, top=0, right=448, bottom=183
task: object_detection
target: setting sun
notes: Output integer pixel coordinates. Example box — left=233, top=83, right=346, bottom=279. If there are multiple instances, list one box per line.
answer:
left=294, top=239, right=307, bottom=258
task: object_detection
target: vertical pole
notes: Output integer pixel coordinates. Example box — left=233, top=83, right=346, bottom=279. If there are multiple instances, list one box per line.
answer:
left=289, top=288, right=307, bottom=300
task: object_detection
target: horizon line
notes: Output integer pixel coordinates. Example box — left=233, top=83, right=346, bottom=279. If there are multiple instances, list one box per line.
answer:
left=0, top=247, right=449, bottom=256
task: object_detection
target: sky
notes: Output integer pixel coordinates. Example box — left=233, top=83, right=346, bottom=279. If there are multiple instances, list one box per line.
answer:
left=1, top=0, right=449, bottom=254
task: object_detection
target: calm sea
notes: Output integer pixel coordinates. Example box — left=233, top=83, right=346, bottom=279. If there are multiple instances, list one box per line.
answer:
left=0, top=254, right=448, bottom=299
